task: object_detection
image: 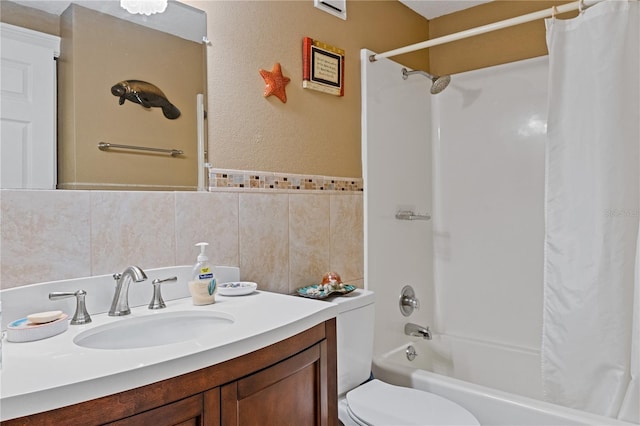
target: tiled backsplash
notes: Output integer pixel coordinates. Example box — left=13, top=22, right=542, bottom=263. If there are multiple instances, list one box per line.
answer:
left=0, top=186, right=363, bottom=295
left=209, top=168, right=364, bottom=192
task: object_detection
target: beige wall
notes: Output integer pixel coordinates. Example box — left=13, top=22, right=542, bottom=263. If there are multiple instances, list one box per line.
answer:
left=428, top=0, right=575, bottom=76
left=183, top=0, right=430, bottom=179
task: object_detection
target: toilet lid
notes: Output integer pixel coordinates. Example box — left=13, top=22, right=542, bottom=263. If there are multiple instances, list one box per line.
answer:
left=346, top=379, right=480, bottom=426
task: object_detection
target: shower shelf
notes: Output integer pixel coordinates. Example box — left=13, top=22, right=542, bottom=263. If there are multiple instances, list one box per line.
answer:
left=395, top=211, right=431, bottom=221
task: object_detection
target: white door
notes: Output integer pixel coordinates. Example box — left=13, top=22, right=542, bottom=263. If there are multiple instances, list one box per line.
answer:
left=1, top=23, right=60, bottom=189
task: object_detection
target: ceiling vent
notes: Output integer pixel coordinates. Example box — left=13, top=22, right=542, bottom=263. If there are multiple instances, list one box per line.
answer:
left=314, top=0, right=346, bottom=20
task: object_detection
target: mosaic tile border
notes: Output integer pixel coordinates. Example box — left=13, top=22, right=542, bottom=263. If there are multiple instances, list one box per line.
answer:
left=208, top=168, right=363, bottom=192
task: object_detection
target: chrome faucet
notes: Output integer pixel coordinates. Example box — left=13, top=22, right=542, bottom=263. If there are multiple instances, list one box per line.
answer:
left=109, top=266, right=147, bottom=316
left=404, top=323, right=432, bottom=340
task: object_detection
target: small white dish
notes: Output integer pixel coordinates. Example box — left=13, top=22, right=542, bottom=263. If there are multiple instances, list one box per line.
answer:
left=218, top=281, right=257, bottom=296
left=27, top=310, right=64, bottom=324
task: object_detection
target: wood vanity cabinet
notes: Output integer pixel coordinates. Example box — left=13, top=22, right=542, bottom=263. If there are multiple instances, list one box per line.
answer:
left=3, top=319, right=337, bottom=426
left=221, top=343, right=327, bottom=425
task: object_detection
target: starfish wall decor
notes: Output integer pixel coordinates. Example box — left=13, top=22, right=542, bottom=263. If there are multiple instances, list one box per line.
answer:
left=259, top=62, right=291, bottom=103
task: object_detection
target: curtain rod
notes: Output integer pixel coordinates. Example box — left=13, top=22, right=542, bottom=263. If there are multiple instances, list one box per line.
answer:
left=369, top=0, right=604, bottom=62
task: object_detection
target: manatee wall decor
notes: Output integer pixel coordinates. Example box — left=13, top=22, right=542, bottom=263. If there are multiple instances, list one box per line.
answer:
left=111, top=80, right=181, bottom=119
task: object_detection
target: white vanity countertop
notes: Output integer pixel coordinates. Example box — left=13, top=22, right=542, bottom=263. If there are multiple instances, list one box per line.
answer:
left=0, top=290, right=339, bottom=421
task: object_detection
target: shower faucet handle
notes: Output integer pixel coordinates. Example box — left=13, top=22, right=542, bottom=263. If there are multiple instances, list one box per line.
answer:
left=402, top=295, right=420, bottom=309
left=399, top=285, right=420, bottom=316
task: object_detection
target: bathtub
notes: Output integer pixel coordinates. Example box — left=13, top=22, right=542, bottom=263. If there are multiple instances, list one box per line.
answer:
left=372, top=335, right=635, bottom=426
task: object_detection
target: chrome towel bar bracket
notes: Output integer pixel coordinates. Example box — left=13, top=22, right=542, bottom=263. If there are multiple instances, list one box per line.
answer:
left=98, top=142, right=184, bottom=157
left=395, top=210, right=431, bottom=221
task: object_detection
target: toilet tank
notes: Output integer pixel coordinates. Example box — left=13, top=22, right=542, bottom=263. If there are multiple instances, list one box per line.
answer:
left=331, top=289, right=375, bottom=396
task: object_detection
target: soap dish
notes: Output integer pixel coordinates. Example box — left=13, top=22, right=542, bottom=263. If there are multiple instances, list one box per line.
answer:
left=218, top=281, right=258, bottom=296
left=7, top=314, right=69, bottom=343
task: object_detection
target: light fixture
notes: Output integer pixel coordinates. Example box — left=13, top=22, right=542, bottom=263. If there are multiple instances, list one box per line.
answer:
left=120, top=0, right=168, bottom=16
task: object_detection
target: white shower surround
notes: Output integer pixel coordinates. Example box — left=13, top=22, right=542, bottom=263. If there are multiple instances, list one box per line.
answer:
left=362, top=51, right=638, bottom=423
left=361, top=49, right=434, bottom=355
left=431, top=56, right=548, bottom=352
left=363, top=50, right=548, bottom=362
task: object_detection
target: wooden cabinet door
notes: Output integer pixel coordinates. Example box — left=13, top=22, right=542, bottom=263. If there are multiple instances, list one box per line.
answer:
left=221, top=342, right=328, bottom=426
left=107, top=394, right=206, bottom=426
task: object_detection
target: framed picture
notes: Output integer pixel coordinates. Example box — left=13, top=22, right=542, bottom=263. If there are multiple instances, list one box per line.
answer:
left=302, top=37, right=345, bottom=96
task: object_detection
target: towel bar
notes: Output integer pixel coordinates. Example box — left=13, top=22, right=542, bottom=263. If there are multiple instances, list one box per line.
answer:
left=98, top=142, right=183, bottom=157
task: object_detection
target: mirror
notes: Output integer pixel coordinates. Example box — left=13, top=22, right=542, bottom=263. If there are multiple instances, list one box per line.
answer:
left=4, top=0, right=207, bottom=191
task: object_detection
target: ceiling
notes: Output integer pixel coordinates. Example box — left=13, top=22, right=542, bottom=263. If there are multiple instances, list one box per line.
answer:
left=400, top=0, right=492, bottom=19
left=14, top=0, right=492, bottom=20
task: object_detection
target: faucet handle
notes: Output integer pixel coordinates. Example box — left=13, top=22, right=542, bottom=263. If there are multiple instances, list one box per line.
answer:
left=148, top=276, right=177, bottom=309
left=399, top=285, right=420, bottom=316
left=49, top=290, right=92, bottom=325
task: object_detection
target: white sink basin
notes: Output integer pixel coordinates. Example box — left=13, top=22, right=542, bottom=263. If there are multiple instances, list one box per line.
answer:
left=74, top=310, right=235, bottom=350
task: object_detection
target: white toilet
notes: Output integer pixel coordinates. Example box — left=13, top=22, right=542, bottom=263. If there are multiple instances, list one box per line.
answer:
left=333, top=289, right=480, bottom=426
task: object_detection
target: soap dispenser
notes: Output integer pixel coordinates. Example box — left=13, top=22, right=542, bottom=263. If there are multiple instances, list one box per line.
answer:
left=189, top=242, right=217, bottom=305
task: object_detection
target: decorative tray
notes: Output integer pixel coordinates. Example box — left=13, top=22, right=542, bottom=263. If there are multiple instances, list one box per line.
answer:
left=296, top=284, right=356, bottom=299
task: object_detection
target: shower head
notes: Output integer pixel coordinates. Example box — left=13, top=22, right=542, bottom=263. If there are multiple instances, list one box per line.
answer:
left=430, top=75, right=451, bottom=94
left=402, top=67, right=451, bottom=95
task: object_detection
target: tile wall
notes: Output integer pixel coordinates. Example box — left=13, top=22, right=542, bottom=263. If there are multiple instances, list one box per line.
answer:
left=209, top=168, right=364, bottom=192
left=0, top=181, right=363, bottom=294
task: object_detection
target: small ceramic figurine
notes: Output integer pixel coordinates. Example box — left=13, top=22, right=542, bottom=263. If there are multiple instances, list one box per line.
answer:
left=321, top=271, right=344, bottom=291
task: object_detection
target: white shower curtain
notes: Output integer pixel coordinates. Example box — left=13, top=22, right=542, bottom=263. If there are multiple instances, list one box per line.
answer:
left=542, top=0, right=639, bottom=421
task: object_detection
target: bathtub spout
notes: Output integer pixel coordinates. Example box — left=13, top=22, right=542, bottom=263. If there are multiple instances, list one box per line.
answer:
left=405, top=323, right=432, bottom=340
